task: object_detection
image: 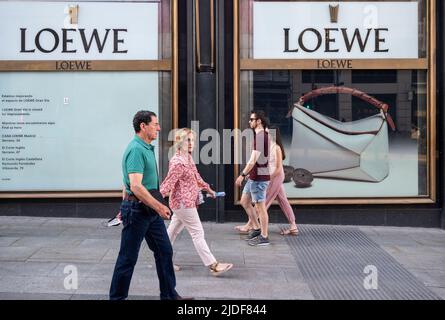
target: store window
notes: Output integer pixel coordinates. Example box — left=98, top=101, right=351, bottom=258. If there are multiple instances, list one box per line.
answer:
left=235, top=0, right=436, bottom=203
left=0, top=0, right=176, bottom=196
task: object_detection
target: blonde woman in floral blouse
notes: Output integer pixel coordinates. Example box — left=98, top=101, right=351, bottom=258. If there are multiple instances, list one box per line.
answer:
left=160, top=128, right=233, bottom=276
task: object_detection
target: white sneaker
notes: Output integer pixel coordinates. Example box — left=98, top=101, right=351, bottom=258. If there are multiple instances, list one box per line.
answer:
left=107, top=216, right=122, bottom=227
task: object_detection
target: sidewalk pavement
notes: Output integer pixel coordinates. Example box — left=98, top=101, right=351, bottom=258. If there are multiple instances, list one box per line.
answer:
left=0, top=216, right=444, bottom=300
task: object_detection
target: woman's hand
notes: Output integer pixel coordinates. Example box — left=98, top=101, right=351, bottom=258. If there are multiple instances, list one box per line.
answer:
left=207, top=188, right=216, bottom=198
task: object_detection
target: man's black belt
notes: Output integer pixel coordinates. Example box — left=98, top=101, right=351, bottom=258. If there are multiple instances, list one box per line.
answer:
left=124, top=193, right=139, bottom=202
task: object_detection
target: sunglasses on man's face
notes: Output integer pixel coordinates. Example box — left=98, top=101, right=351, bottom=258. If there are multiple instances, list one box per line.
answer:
left=249, top=118, right=257, bottom=122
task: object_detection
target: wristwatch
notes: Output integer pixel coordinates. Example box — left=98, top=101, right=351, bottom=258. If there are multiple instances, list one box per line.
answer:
left=241, top=172, right=247, bottom=177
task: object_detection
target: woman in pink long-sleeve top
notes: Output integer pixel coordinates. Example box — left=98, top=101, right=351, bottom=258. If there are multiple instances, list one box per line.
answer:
left=160, top=128, right=233, bottom=276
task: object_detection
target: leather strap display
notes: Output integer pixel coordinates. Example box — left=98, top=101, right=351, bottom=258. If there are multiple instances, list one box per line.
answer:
left=287, top=86, right=396, bottom=131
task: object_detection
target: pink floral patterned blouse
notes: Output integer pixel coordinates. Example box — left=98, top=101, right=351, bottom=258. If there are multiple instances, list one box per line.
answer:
left=160, top=151, right=210, bottom=210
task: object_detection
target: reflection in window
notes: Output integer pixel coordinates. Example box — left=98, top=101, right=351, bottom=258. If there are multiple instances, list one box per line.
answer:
left=352, top=70, right=397, bottom=83
left=240, top=69, right=428, bottom=197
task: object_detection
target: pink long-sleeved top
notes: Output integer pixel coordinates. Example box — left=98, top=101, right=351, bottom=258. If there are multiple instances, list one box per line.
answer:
left=160, top=151, right=210, bottom=210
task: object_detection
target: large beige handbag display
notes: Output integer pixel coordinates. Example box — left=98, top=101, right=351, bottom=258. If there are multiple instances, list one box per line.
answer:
left=287, top=86, right=396, bottom=183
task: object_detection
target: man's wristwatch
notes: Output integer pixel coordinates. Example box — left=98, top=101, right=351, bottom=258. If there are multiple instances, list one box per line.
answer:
left=241, top=172, right=247, bottom=177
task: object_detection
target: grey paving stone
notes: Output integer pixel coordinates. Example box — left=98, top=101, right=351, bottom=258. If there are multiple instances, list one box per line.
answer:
left=248, top=281, right=314, bottom=300
left=209, top=239, right=248, bottom=251
left=28, top=247, right=109, bottom=263
left=0, top=275, right=33, bottom=293
left=0, top=247, right=39, bottom=262
left=41, top=218, right=107, bottom=228
left=407, top=268, right=445, bottom=288
left=243, top=251, right=296, bottom=267
left=63, top=276, right=160, bottom=297
left=11, top=237, right=82, bottom=248
left=69, top=293, right=157, bottom=300
left=364, top=234, right=421, bottom=247
left=408, top=235, right=445, bottom=247
left=0, top=292, right=73, bottom=300
left=208, top=233, right=251, bottom=241
left=174, top=251, right=212, bottom=265
left=0, top=216, right=49, bottom=226
left=381, top=244, right=444, bottom=256
left=84, top=263, right=117, bottom=278
left=77, top=238, right=121, bottom=248
left=224, top=266, right=289, bottom=282
left=21, top=276, right=75, bottom=294
left=101, top=247, right=156, bottom=264
left=100, top=248, right=119, bottom=263
left=387, top=252, right=445, bottom=271
left=176, top=281, right=251, bottom=300
left=57, top=227, right=118, bottom=239
left=283, top=267, right=306, bottom=282
left=0, top=261, right=59, bottom=277
left=0, top=262, right=19, bottom=277
left=429, top=287, right=445, bottom=300
left=63, top=276, right=111, bottom=295
left=70, top=293, right=109, bottom=300
left=0, top=237, right=20, bottom=247
left=0, top=226, right=67, bottom=237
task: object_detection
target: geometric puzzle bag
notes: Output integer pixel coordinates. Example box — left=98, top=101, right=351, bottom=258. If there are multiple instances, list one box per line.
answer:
left=287, top=86, right=396, bottom=182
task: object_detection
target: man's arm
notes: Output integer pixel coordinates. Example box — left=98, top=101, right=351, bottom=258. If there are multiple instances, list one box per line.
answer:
left=235, top=150, right=260, bottom=186
left=129, top=173, right=171, bottom=219
left=243, top=150, right=261, bottom=175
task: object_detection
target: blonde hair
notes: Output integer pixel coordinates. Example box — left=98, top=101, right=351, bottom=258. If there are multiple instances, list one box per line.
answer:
left=173, top=128, right=195, bottom=151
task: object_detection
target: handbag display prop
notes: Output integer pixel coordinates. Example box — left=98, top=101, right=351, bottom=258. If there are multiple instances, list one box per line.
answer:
left=287, top=86, right=396, bottom=183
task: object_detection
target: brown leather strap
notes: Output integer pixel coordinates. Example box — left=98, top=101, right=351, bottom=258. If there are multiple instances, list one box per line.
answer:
left=286, top=86, right=396, bottom=131
left=124, top=193, right=139, bottom=202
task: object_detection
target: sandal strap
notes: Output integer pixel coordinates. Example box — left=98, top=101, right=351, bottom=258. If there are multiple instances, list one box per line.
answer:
left=210, top=262, right=219, bottom=271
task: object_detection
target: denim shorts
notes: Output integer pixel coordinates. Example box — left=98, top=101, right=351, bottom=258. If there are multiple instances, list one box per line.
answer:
left=242, top=179, right=269, bottom=203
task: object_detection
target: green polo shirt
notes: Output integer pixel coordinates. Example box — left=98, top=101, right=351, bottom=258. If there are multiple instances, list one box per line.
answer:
left=122, top=135, right=159, bottom=195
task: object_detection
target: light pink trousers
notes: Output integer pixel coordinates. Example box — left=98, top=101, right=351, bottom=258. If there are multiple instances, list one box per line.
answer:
left=265, top=171, right=296, bottom=225
left=167, top=206, right=216, bottom=266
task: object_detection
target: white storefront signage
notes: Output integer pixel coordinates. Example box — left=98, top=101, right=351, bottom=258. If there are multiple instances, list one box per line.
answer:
left=0, top=1, right=160, bottom=192
left=0, top=1, right=158, bottom=60
left=253, top=1, right=418, bottom=59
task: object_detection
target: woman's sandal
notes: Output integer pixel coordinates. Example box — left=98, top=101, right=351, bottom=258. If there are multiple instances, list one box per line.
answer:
left=209, top=262, right=233, bottom=276
left=280, top=227, right=299, bottom=236
left=234, top=225, right=253, bottom=234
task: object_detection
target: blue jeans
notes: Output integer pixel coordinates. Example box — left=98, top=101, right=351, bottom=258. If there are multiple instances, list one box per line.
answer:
left=109, top=200, right=178, bottom=300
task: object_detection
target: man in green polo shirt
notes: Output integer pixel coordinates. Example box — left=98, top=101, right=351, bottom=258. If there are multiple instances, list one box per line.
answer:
left=110, top=110, right=188, bottom=300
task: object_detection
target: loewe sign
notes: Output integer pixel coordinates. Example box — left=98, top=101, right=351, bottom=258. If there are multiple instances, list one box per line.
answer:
left=253, top=1, right=418, bottom=59
left=0, top=1, right=158, bottom=60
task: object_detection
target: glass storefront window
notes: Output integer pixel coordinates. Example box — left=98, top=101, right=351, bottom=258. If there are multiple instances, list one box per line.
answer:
left=0, top=0, right=175, bottom=196
left=236, top=0, right=435, bottom=202
left=240, top=69, right=428, bottom=198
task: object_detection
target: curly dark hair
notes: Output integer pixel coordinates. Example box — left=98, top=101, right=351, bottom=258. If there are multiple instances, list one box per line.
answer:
left=251, top=110, right=269, bottom=128
left=133, top=110, right=157, bottom=133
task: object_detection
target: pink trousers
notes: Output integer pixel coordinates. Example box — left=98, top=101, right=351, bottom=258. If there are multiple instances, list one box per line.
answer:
left=167, top=206, right=216, bottom=266
left=265, top=171, right=296, bottom=225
